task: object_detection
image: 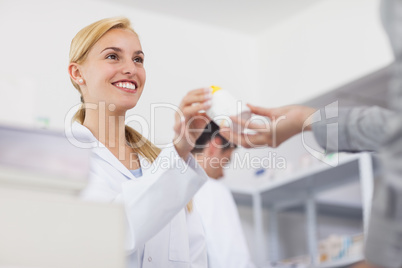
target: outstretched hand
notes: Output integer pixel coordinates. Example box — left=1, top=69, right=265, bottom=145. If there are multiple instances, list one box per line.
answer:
left=220, top=104, right=316, bottom=148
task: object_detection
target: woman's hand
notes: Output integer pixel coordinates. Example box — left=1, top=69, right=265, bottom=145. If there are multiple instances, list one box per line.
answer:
left=220, top=104, right=316, bottom=148
left=173, top=88, right=212, bottom=159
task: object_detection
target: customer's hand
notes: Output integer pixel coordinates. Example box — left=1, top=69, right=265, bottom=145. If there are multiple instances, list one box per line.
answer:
left=220, top=104, right=316, bottom=148
left=173, top=87, right=212, bottom=159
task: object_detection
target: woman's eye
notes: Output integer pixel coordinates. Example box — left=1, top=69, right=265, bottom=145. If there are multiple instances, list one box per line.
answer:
left=133, top=57, right=144, bottom=64
left=106, top=54, right=118, bottom=60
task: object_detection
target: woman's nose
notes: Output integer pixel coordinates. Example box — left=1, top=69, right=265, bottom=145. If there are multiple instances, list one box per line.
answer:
left=123, top=60, right=137, bottom=75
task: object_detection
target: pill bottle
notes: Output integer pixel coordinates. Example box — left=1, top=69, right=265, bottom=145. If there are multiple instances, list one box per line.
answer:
left=206, top=86, right=251, bottom=132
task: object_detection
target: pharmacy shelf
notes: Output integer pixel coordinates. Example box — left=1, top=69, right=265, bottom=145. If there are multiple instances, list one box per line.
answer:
left=225, top=153, right=374, bottom=268
left=233, top=193, right=363, bottom=220
left=318, top=255, right=363, bottom=268
left=228, top=153, right=365, bottom=199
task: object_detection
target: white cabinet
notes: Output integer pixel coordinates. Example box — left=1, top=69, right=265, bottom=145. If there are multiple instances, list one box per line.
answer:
left=0, top=187, right=126, bottom=268
left=225, top=153, right=374, bottom=268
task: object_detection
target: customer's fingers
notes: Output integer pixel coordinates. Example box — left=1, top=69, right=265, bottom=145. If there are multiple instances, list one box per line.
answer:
left=219, top=127, right=268, bottom=148
left=230, top=116, right=271, bottom=132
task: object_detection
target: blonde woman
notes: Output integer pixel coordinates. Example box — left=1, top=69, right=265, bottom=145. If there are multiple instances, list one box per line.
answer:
left=67, top=17, right=212, bottom=267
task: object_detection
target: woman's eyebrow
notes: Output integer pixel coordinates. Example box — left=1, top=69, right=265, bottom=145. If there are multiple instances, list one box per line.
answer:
left=100, top=47, right=144, bottom=56
left=101, top=47, right=122, bottom=53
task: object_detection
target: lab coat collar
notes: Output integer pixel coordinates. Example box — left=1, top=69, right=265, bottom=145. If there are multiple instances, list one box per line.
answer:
left=70, top=121, right=148, bottom=181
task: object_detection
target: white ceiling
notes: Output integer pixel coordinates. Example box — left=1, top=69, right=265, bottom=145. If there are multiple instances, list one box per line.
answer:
left=101, top=0, right=321, bottom=35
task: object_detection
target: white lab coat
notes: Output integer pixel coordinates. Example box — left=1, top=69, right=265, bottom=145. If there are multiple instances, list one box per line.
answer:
left=194, top=178, right=255, bottom=268
left=68, top=122, right=208, bottom=268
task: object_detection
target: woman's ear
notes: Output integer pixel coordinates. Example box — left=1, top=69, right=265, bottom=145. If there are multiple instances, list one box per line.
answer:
left=68, top=63, right=84, bottom=85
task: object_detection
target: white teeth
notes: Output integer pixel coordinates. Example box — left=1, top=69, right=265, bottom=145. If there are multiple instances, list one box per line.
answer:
left=115, top=82, right=136, bottom=90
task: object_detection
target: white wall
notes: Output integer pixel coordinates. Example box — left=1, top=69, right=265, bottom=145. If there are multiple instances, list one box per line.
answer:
left=255, top=0, right=393, bottom=107
left=0, top=0, right=259, bottom=146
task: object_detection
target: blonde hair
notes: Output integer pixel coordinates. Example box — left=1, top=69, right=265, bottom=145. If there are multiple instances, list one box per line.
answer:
left=69, top=17, right=193, bottom=212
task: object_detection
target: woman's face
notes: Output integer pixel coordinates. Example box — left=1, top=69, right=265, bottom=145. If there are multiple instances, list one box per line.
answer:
left=79, top=28, right=146, bottom=112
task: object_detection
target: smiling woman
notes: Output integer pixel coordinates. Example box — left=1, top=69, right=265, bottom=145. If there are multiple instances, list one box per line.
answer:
left=68, top=18, right=155, bottom=164
left=66, top=17, right=213, bottom=267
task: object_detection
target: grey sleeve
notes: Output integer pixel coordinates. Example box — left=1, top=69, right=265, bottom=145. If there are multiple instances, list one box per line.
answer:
left=365, top=113, right=402, bottom=268
left=312, top=105, right=402, bottom=267
left=312, top=106, right=402, bottom=268
left=311, top=106, right=395, bottom=153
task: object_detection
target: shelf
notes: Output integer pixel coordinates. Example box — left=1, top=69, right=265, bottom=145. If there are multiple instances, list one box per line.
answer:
left=226, top=153, right=364, bottom=196
left=317, top=255, right=363, bottom=268
left=226, top=152, right=374, bottom=267
left=226, top=153, right=371, bottom=211
left=232, top=193, right=363, bottom=219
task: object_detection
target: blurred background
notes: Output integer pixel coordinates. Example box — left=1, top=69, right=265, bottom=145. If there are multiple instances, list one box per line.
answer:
left=0, top=0, right=393, bottom=266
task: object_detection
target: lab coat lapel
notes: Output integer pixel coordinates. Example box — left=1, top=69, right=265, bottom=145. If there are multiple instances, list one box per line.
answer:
left=70, top=122, right=136, bottom=180
left=92, top=146, right=136, bottom=180
left=138, top=153, right=151, bottom=173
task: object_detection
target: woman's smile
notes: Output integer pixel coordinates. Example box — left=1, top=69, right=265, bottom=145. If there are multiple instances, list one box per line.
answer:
left=112, top=80, right=138, bottom=93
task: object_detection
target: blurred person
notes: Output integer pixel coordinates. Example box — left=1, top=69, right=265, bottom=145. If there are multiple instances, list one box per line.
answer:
left=220, top=0, right=402, bottom=267
left=67, top=17, right=212, bottom=267
left=192, top=121, right=255, bottom=268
